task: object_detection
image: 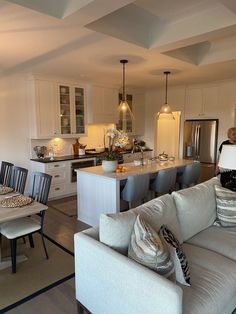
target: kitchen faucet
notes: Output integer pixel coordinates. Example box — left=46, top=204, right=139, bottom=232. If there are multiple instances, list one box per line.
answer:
left=132, top=139, right=144, bottom=166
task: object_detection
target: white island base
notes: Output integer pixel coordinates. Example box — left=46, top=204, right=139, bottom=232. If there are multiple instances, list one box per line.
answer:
left=76, top=159, right=196, bottom=227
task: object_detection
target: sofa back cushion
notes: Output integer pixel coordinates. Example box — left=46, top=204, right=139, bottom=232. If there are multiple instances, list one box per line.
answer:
left=99, top=193, right=182, bottom=255
left=172, top=177, right=220, bottom=241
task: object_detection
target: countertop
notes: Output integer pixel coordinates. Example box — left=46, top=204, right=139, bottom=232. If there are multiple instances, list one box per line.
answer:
left=30, top=149, right=153, bottom=163
left=76, top=159, right=196, bottom=181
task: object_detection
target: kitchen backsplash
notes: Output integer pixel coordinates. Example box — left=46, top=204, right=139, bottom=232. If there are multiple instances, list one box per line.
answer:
left=30, top=123, right=118, bottom=158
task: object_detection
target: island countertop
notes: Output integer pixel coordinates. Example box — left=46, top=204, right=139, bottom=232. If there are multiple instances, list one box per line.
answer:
left=76, top=159, right=196, bottom=181
left=76, top=158, right=197, bottom=227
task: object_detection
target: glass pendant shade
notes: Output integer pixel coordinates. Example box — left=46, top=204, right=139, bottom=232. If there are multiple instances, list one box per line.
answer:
left=157, top=71, right=175, bottom=120
left=117, top=59, right=134, bottom=131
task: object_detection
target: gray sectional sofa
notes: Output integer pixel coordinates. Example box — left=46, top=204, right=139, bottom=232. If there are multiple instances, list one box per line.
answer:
left=74, top=177, right=236, bottom=314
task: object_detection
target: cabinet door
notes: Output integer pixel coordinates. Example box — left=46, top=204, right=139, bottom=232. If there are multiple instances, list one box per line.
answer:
left=203, top=86, right=219, bottom=117
left=57, top=83, right=86, bottom=136
left=185, top=88, right=203, bottom=118
left=73, top=86, right=85, bottom=134
left=58, top=84, right=72, bottom=135
left=132, top=92, right=145, bottom=135
left=28, top=79, right=56, bottom=139
left=88, top=85, right=118, bottom=124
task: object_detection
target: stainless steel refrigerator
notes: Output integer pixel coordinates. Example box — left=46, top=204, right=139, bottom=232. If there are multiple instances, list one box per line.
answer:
left=183, top=119, right=218, bottom=182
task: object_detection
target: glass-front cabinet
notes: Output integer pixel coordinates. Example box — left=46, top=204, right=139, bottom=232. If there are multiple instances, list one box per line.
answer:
left=58, top=83, right=86, bottom=136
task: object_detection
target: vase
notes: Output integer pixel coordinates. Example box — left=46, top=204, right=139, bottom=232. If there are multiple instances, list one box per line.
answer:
left=102, top=160, right=118, bottom=172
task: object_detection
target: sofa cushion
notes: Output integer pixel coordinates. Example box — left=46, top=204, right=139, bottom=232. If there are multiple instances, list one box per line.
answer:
left=187, top=225, right=236, bottom=261
left=131, top=194, right=182, bottom=243
left=214, top=185, right=236, bottom=226
left=160, top=226, right=190, bottom=286
left=172, top=177, right=220, bottom=241
left=128, top=215, right=175, bottom=279
left=99, top=193, right=182, bottom=254
left=182, top=243, right=236, bottom=314
left=99, top=211, right=137, bottom=254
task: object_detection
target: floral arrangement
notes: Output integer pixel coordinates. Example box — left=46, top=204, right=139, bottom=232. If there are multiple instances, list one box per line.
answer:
left=99, top=128, right=129, bottom=161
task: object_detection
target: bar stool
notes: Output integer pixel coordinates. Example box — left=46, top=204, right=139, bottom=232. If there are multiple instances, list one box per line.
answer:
left=176, top=162, right=200, bottom=189
left=150, top=168, right=177, bottom=197
left=121, top=174, right=150, bottom=210
left=0, top=161, right=14, bottom=186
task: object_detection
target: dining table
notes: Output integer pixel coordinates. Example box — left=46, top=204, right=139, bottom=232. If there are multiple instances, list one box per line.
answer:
left=0, top=190, right=48, bottom=271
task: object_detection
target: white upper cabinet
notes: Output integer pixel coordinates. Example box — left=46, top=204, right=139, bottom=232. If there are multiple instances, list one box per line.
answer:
left=55, top=83, right=87, bottom=137
left=132, top=92, right=145, bottom=135
left=28, top=76, right=87, bottom=139
left=28, top=78, right=56, bottom=139
left=185, top=85, right=219, bottom=119
left=87, top=85, right=118, bottom=124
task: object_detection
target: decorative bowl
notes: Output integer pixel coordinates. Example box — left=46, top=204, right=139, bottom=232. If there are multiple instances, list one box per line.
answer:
left=95, top=147, right=105, bottom=153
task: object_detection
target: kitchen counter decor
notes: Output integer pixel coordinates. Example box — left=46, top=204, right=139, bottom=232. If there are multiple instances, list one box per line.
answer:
left=100, top=128, right=129, bottom=172
left=1, top=195, right=33, bottom=208
left=0, top=185, right=14, bottom=195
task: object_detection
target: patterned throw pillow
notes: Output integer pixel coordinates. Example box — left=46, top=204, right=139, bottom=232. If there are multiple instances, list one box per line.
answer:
left=159, top=225, right=190, bottom=286
left=128, top=215, right=175, bottom=280
left=215, top=185, right=236, bottom=227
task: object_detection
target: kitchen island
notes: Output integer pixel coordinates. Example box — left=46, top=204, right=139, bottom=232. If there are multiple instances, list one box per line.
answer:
left=76, top=159, right=196, bottom=227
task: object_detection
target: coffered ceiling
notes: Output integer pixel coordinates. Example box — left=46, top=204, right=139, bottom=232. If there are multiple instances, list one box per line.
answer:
left=2, top=0, right=236, bottom=88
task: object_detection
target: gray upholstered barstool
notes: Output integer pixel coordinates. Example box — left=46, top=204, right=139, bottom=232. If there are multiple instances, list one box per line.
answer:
left=176, top=162, right=201, bottom=189
left=150, top=168, right=177, bottom=197
left=121, top=174, right=150, bottom=209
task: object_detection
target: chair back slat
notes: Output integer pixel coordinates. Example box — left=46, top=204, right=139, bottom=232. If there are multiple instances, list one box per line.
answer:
left=10, top=166, right=28, bottom=193
left=29, top=172, right=52, bottom=205
left=0, top=161, right=14, bottom=186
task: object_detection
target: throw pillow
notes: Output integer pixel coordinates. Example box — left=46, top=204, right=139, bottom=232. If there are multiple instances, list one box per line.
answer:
left=215, top=185, right=236, bottom=227
left=99, top=211, right=137, bottom=255
left=159, top=225, right=190, bottom=286
left=128, top=215, right=175, bottom=279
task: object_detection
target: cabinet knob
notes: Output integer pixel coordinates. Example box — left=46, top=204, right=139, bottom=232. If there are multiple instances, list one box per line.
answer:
left=54, top=165, right=59, bottom=167
left=55, top=187, right=60, bottom=191
left=54, top=175, right=60, bottom=178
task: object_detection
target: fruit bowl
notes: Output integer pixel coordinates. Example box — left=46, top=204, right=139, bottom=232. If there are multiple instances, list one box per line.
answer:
left=95, top=147, right=105, bottom=153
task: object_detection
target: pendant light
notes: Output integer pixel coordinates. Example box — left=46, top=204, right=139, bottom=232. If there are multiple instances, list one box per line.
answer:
left=157, top=71, right=175, bottom=119
left=117, top=59, right=134, bottom=131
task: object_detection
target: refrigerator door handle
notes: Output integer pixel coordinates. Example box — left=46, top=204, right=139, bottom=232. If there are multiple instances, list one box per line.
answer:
left=194, top=124, right=198, bottom=159
left=197, top=124, right=200, bottom=159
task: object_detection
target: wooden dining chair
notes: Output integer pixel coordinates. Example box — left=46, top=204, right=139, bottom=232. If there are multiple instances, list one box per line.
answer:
left=0, top=172, right=52, bottom=273
left=10, top=166, right=28, bottom=194
left=0, top=161, right=14, bottom=186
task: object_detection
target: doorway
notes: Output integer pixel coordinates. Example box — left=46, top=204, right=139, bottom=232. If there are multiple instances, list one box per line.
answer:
left=155, top=111, right=181, bottom=158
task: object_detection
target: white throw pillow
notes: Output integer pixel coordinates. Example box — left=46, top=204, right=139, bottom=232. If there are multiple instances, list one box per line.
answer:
left=99, top=211, right=137, bottom=254
left=128, top=215, right=175, bottom=280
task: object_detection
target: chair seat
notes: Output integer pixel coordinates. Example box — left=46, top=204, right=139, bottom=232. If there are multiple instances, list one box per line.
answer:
left=1, top=217, right=40, bottom=239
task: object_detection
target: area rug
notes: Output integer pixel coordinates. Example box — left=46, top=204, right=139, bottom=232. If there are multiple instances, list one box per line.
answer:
left=0, top=234, right=74, bottom=313
left=50, top=198, right=77, bottom=217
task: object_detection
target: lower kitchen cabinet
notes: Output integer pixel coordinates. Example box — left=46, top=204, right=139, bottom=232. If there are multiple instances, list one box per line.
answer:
left=30, top=160, right=75, bottom=200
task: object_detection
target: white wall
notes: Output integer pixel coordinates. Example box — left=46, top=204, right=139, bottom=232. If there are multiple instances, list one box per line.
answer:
left=0, top=74, right=30, bottom=169
left=144, top=79, right=236, bottom=157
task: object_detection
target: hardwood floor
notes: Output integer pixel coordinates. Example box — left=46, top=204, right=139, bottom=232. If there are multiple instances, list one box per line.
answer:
left=7, top=197, right=91, bottom=314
